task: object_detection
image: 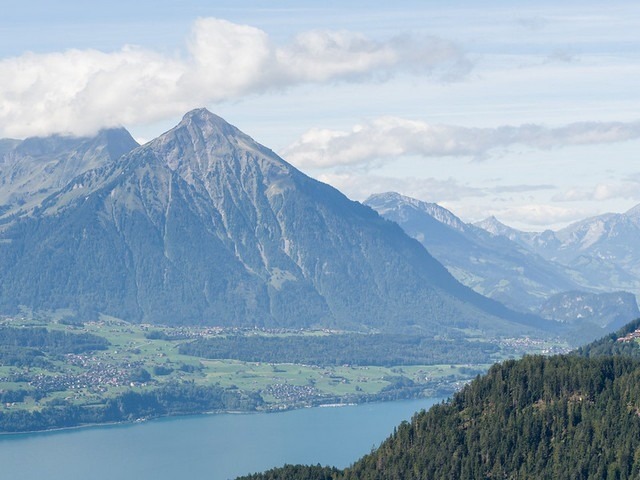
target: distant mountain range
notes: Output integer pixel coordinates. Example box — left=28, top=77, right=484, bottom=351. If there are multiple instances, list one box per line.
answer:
left=0, top=128, right=138, bottom=218
left=365, top=193, right=580, bottom=310
left=365, top=192, right=640, bottom=334
left=476, top=208, right=640, bottom=296
left=0, top=109, right=554, bottom=336
left=540, top=291, right=639, bottom=330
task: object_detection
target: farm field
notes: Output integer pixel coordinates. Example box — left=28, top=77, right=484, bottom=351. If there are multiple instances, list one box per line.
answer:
left=0, top=313, right=567, bottom=431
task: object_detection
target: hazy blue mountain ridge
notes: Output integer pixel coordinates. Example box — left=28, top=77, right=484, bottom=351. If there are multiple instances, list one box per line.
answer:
left=0, top=128, right=138, bottom=218
left=476, top=208, right=640, bottom=298
left=367, top=192, right=640, bottom=334
left=366, top=192, right=583, bottom=311
left=0, top=109, right=555, bottom=334
left=539, top=290, right=640, bottom=342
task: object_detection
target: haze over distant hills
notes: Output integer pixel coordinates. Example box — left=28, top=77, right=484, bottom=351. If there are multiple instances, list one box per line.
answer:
left=365, top=192, right=580, bottom=310
left=366, top=192, right=640, bottom=334
left=476, top=208, right=640, bottom=298
left=0, top=109, right=553, bottom=336
left=0, top=129, right=139, bottom=218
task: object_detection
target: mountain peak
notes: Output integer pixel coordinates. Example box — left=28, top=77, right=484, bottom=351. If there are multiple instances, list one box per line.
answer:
left=181, top=107, right=219, bottom=121
left=365, top=192, right=410, bottom=209
left=475, top=215, right=510, bottom=234
left=93, top=127, right=140, bottom=160
left=366, top=192, right=434, bottom=211
left=156, top=108, right=264, bottom=157
left=365, top=192, right=469, bottom=234
left=183, top=107, right=213, bottom=118
left=177, top=108, right=240, bottom=138
left=145, top=110, right=295, bottom=205
left=367, top=191, right=404, bottom=201
left=11, top=127, right=137, bottom=157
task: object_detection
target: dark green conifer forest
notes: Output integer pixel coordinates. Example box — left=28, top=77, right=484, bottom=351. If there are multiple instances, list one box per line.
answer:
left=238, top=319, right=640, bottom=480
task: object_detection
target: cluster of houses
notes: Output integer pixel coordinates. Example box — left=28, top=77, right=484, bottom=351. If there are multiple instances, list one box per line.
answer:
left=616, top=329, right=640, bottom=343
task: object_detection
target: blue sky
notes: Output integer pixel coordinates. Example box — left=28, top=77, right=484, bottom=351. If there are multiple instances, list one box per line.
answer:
left=2, top=1, right=639, bottom=229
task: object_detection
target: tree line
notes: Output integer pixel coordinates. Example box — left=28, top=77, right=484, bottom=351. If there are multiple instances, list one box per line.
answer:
left=236, top=318, right=640, bottom=480
left=0, top=326, right=109, bottom=367
left=179, top=333, right=498, bottom=366
left=0, top=382, right=263, bottom=433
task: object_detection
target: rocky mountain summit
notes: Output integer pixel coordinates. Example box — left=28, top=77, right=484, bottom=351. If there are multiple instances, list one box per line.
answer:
left=0, top=109, right=551, bottom=335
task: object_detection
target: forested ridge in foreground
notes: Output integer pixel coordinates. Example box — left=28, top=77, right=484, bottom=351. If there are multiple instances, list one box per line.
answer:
left=238, top=318, right=640, bottom=480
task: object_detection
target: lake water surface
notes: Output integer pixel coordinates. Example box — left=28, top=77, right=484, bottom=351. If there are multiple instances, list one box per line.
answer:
left=0, top=397, right=444, bottom=480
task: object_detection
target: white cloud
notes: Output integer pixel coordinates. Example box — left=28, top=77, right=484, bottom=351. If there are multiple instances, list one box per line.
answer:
left=317, top=172, right=592, bottom=230
left=317, top=172, right=486, bottom=203
left=275, top=31, right=469, bottom=82
left=318, top=172, right=561, bottom=205
left=496, top=204, right=592, bottom=227
left=0, top=18, right=469, bottom=138
left=489, top=184, right=556, bottom=194
left=283, top=117, right=640, bottom=169
left=515, top=16, right=548, bottom=31
left=553, top=180, right=640, bottom=202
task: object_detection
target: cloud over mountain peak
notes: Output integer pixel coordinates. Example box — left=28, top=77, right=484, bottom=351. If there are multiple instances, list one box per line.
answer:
left=0, top=19, right=469, bottom=139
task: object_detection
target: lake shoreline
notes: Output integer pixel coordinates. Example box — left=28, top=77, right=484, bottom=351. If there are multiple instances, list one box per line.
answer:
left=0, top=391, right=450, bottom=437
left=0, top=396, right=447, bottom=480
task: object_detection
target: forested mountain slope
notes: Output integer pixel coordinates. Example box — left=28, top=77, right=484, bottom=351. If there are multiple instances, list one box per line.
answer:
left=239, top=318, right=640, bottom=480
left=0, top=109, right=554, bottom=335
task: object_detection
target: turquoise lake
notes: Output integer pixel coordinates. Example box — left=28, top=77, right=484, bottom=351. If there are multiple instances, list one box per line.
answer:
left=0, top=397, right=444, bottom=480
